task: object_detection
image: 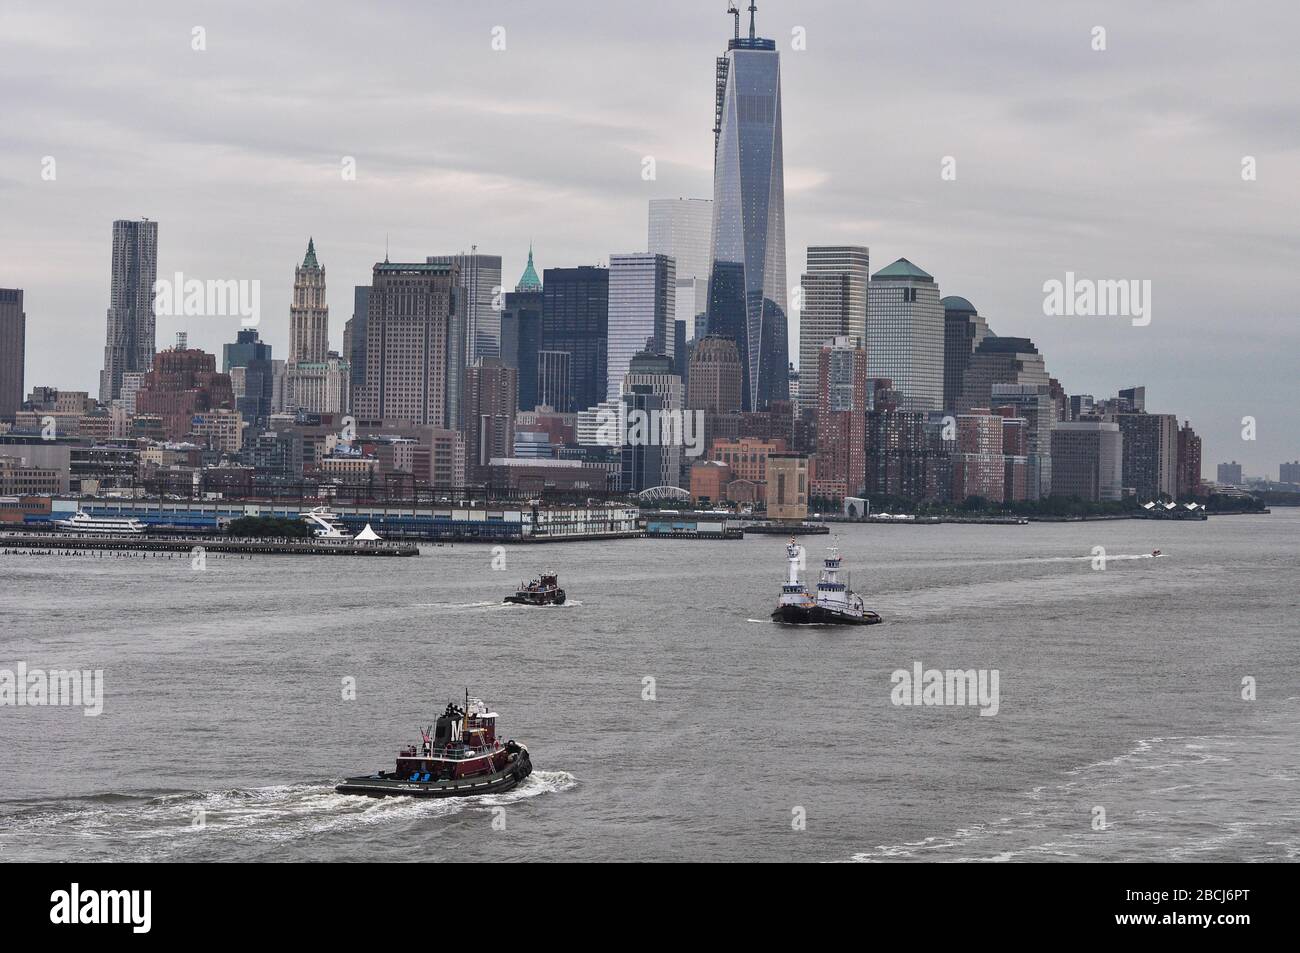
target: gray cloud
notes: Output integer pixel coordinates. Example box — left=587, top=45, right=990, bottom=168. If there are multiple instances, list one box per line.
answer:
left=0, top=0, right=1296, bottom=476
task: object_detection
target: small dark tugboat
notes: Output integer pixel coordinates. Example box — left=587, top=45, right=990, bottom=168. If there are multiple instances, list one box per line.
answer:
left=772, top=539, right=882, bottom=626
left=336, top=693, right=532, bottom=798
left=504, top=571, right=565, bottom=606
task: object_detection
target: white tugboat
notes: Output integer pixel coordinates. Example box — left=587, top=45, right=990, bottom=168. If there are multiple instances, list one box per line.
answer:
left=771, top=539, right=881, bottom=625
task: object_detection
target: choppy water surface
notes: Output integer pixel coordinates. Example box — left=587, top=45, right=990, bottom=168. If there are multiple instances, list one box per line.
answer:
left=1, top=511, right=1296, bottom=861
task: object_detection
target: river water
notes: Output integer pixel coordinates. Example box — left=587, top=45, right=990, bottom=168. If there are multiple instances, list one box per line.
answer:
left=1, top=510, right=1296, bottom=862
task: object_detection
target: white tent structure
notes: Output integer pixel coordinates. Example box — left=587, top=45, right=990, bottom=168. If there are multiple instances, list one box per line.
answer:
left=354, top=523, right=382, bottom=542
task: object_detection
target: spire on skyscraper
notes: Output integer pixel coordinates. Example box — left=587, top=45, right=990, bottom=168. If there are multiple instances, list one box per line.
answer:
left=515, top=244, right=542, bottom=293
left=303, top=237, right=319, bottom=269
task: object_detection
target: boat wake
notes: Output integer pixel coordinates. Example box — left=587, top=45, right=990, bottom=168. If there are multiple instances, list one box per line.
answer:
left=0, top=771, right=577, bottom=861
left=848, top=728, right=1298, bottom=863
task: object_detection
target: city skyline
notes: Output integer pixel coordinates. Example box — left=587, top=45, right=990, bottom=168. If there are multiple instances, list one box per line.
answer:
left=1, top=2, right=1297, bottom=473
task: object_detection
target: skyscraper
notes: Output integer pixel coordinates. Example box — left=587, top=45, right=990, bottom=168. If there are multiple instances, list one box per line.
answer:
left=428, top=250, right=502, bottom=362
left=607, top=253, right=675, bottom=400
left=990, top=382, right=1057, bottom=500
left=541, top=266, right=608, bottom=413
left=222, top=329, right=274, bottom=427
left=814, top=336, right=868, bottom=498
left=343, top=285, right=370, bottom=410
left=706, top=3, right=788, bottom=411
left=866, top=258, right=944, bottom=412
left=356, top=261, right=458, bottom=428
left=623, top=349, right=684, bottom=489
left=283, top=239, right=349, bottom=415
left=686, top=335, right=743, bottom=414
left=1176, top=420, right=1202, bottom=499
left=0, top=289, right=24, bottom=422
left=1051, top=421, right=1123, bottom=502
left=942, top=296, right=992, bottom=412
left=798, top=246, right=869, bottom=418
left=648, top=197, right=712, bottom=353
left=100, top=218, right=158, bottom=402
left=1118, top=412, right=1178, bottom=500
left=289, top=238, right=329, bottom=364
left=957, top=337, right=1051, bottom=413
left=462, top=359, right=518, bottom=484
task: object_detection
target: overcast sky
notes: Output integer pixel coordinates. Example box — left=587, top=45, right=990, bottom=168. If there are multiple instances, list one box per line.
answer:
left=1, top=1, right=1296, bottom=477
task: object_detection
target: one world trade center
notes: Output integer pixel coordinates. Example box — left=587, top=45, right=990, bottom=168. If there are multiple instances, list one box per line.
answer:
left=706, top=2, right=788, bottom=411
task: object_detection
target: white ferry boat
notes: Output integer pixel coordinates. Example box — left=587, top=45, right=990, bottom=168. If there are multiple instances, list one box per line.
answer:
left=54, top=511, right=147, bottom=535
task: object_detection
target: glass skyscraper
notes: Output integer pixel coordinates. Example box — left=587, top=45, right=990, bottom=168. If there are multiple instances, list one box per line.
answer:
left=607, top=253, right=675, bottom=400
left=706, top=4, right=787, bottom=411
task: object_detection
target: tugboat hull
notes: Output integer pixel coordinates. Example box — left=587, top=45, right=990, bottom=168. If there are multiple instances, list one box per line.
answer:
left=771, top=604, right=882, bottom=626
left=504, top=589, right=565, bottom=606
left=336, top=751, right=532, bottom=799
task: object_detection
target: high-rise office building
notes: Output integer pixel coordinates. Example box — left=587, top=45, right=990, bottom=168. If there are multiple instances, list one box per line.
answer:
left=542, top=266, right=608, bottom=413
left=462, top=359, right=518, bottom=484
left=501, top=292, right=542, bottom=412
left=1280, top=461, right=1300, bottom=485
left=536, top=350, right=571, bottom=413
left=428, top=250, right=502, bottom=362
left=283, top=240, right=348, bottom=415
left=942, top=296, right=992, bottom=412
left=342, top=285, right=370, bottom=411
left=686, top=335, right=743, bottom=413
left=355, top=262, right=458, bottom=428
left=957, top=336, right=1050, bottom=413
left=798, top=246, right=869, bottom=418
left=1176, top=420, right=1202, bottom=499
left=648, top=197, right=712, bottom=351
left=100, top=218, right=158, bottom=402
left=814, top=336, right=868, bottom=498
left=0, top=289, right=24, bottom=421
left=623, top=349, right=684, bottom=488
left=706, top=4, right=788, bottom=411
left=289, top=239, right=329, bottom=363
left=990, top=382, right=1057, bottom=500
left=1051, top=421, right=1123, bottom=502
left=866, top=258, right=944, bottom=412
left=608, top=253, right=675, bottom=400
left=222, top=329, right=274, bottom=427
left=1118, top=412, right=1178, bottom=499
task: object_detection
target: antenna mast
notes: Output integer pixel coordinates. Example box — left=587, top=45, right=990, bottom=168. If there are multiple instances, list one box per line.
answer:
left=748, top=1, right=757, bottom=40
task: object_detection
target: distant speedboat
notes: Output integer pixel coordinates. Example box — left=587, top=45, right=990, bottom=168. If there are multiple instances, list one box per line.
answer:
left=54, top=511, right=146, bottom=535
left=772, top=539, right=881, bottom=626
left=1151, top=549, right=1162, bottom=557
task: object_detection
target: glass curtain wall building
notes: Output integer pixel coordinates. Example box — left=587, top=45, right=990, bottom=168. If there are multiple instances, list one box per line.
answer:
left=706, top=4, right=788, bottom=411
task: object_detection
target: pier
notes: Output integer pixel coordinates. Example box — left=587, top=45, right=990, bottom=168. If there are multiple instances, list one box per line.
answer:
left=0, top=532, right=419, bottom=557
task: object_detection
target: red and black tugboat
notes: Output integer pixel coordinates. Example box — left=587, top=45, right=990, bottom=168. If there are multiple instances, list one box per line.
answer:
left=504, top=571, right=566, bottom=606
left=336, top=694, right=532, bottom=798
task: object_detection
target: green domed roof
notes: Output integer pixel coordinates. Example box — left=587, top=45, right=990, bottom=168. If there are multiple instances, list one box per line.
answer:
left=941, top=295, right=976, bottom=314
